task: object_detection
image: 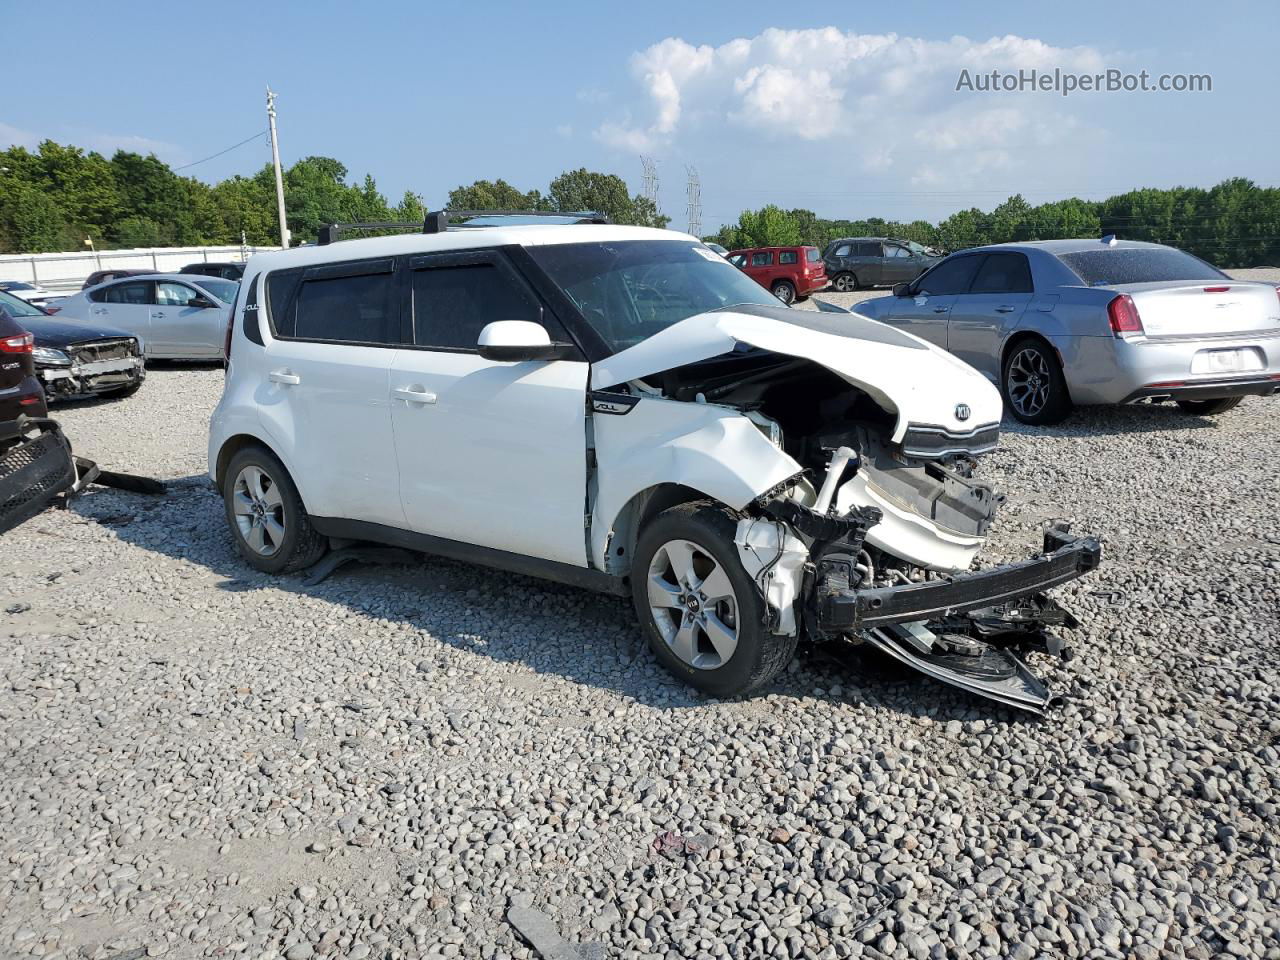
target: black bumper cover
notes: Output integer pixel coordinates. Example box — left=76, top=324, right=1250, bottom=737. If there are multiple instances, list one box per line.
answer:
left=819, top=526, right=1102, bottom=633
left=0, top=418, right=78, bottom=535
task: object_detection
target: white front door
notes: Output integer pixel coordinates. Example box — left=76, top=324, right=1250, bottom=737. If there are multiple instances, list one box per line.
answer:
left=390, top=250, right=589, bottom=566
left=254, top=257, right=405, bottom=528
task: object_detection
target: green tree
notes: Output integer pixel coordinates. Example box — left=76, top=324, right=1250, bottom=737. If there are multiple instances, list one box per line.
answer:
left=446, top=178, right=544, bottom=212
left=0, top=178, right=64, bottom=252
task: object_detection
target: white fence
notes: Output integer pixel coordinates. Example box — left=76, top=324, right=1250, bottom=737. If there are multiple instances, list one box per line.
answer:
left=0, top=244, right=282, bottom=294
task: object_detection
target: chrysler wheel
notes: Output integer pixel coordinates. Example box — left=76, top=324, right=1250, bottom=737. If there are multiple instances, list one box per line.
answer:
left=646, top=538, right=740, bottom=670
left=1002, top=339, right=1072, bottom=425
left=222, top=445, right=328, bottom=574
left=232, top=465, right=286, bottom=557
left=631, top=502, right=798, bottom=697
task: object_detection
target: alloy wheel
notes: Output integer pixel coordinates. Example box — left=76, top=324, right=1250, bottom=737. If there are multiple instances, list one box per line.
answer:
left=1006, top=346, right=1054, bottom=419
left=773, top=283, right=795, bottom=305
left=231, top=464, right=286, bottom=556
left=646, top=538, right=739, bottom=670
left=833, top=274, right=856, bottom=292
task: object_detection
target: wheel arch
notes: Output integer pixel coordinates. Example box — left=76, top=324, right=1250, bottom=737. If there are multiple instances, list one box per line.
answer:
left=601, top=482, right=722, bottom=578
left=214, top=432, right=303, bottom=498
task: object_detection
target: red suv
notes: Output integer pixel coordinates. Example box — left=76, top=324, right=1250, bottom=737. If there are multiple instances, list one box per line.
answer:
left=727, top=246, right=827, bottom=304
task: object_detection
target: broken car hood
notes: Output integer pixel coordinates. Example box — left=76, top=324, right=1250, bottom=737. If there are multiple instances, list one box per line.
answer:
left=590, top=303, right=1002, bottom=443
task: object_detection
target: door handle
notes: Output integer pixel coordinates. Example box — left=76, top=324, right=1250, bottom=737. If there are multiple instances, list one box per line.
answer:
left=393, top=386, right=437, bottom=404
left=91, top=307, right=107, bottom=315
left=933, top=307, right=949, bottom=314
left=995, top=305, right=1017, bottom=313
left=152, top=311, right=165, bottom=318
left=269, top=369, right=301, bottom=386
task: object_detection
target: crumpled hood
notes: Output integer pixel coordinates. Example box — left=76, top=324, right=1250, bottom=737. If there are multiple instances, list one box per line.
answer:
left=590, top=303, right=1002, bottom=442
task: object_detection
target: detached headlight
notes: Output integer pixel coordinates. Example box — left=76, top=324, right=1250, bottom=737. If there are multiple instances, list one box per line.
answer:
left=32, top=346, right=71, bottom=365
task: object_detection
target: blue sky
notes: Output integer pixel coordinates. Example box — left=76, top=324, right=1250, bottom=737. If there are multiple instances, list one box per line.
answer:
left=4, top=0, right=1275, bottom=232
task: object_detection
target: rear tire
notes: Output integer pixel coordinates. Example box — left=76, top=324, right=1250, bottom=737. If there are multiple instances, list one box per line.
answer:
left=831, top=272, right=859, bottom=293
left=631, top=502, right=797, bottom=698
left=772, top=280, right=796, bottom=305
left=1175, top=397, right=1243, bottom=415
left=223, top=446, right=328, bottom=574
left=1001, top=337, right=1072, bottom=425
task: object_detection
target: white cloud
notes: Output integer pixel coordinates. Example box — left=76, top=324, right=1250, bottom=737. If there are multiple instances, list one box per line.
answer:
left=0, top=121, right=186, bottom=164
left=595, top=26, right=1106, bottom=178
left=0, top=121, right=39, bottom=149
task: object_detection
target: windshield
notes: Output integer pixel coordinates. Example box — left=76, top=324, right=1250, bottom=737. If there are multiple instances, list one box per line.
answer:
left=0, top=288, right=46, bottom=318
left=196, top=278, right=240, bottom=304
left=526, top=239, right=779, bottom=352
left=1059, top=247, right=1226, bottom=286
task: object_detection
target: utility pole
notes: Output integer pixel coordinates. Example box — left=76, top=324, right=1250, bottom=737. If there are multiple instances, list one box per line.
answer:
left=685, top=165, right=702, bottom=238
left=266, top=86, right=290, bottom=248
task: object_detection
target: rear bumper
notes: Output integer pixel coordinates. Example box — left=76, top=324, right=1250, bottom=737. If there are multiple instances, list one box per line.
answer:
left=799, top=276, right=828, bottom=296
left=818, top=526, right=1102, bottom=633
left=1118, top=373, right=1280, bottom=404
left=1054, top=331, right=1280, bottom=405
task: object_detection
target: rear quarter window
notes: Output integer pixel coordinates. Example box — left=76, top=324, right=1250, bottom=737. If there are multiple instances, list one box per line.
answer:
left=1058, top=248, right=1226, bottom=286
left=806, top=248, right=820, bottom=262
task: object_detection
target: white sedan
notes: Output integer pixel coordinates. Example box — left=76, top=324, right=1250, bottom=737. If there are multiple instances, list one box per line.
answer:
left=49, top=273, right=237, bottom=360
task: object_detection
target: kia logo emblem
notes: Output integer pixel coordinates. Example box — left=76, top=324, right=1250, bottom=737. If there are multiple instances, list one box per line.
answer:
left=955, top=403, right=971, bottom=421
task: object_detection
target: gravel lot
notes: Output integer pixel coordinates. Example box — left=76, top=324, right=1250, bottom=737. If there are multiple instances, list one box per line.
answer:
left=3, top=276, right=1280, bottom=960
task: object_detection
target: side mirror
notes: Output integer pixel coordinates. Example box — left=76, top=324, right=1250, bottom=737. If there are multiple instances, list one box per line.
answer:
left=189, top=295, right=217, bottom=309
left=477, top=320, right=564, bottom=362
left=892, top=282, right=912, bottom=298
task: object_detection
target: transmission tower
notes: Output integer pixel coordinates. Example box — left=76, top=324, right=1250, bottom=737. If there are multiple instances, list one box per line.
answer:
left=685, top=165, right=702, bottom=238
left=640, top=156, right=660, bottom=213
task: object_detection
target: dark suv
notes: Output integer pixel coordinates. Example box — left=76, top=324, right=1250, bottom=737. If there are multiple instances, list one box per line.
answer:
left=822, top=238, right=940, bottom=292
left=181, top=262, right=245, bottom=281
left=0, top=309, right=47, bottom=421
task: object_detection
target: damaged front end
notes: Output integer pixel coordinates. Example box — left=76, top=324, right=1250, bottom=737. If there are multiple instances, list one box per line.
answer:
left=740, top=453, right=1101, bottom=714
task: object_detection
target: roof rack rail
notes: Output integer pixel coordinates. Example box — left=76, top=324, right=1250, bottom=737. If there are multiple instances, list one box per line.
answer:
left=316, top=209, right=610, bottom=245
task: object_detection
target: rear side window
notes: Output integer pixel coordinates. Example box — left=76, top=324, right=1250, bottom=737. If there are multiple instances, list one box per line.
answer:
left=97, top=281, right=154, bottom=305
left=855, top=241, right=880, bottom=257
left=411, top=262, right=542, bottom=350
left=273, top=259, right=398, bottom=344
left=751, top=252, right=772, bottom=266
left=779, top=251, right=798, bottom=265
left=1058, top=247, right=1225, bottom=286
left=915, top=255, right=982, bottom=296
left=969, top=253, right=1034, bottom=294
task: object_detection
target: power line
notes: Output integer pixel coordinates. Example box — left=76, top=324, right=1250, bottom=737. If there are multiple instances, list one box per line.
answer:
left=173, top=130, right=269, bottom=171
left=640, top=156, right=659, bottom=214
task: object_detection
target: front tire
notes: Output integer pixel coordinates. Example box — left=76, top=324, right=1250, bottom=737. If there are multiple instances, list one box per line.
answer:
left=1175, top=397, right=1243, bottom=416
left=772, top=280, right=796, bottom=305
left=223, top=446, right=328, bottom=574
left=1002, top=338, right=1072, bottom=425
left=631, top=503, right=797, bottom=698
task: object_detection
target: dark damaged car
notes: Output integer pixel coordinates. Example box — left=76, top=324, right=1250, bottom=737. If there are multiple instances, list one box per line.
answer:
left=0, top=289, right=144, bottom=400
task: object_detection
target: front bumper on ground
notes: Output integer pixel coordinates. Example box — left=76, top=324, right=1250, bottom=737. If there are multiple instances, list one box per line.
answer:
left=38, top=355, right=144, bottom=398
left=818, top=526, right=1102, bottom=633
left=0, top=418, right=81, bottom=535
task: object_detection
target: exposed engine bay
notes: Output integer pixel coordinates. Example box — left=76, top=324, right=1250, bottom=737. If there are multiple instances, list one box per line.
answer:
left=604, top=345, right=1102, bottom=713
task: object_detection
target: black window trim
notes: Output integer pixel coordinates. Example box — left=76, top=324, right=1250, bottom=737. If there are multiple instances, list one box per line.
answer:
left=265, top=254, right=403, bottom=349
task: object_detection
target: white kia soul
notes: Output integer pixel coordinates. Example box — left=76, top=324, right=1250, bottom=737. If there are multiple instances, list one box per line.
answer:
left=209, top=214, right=1101, bottom=711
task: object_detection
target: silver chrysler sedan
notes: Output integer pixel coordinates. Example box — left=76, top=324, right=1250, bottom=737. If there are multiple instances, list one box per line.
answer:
left=853, top=238, right=1280, bottom=424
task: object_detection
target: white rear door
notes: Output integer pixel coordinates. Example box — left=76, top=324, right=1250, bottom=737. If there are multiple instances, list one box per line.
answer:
left=254, top=257, right=405, bottom=528
left=390, top=249, right=589, bottom=566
